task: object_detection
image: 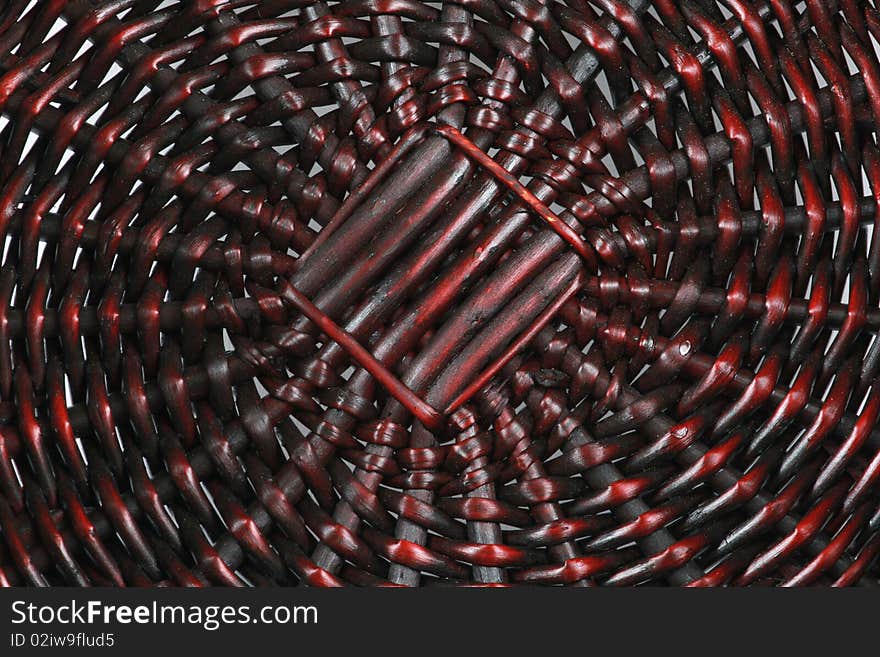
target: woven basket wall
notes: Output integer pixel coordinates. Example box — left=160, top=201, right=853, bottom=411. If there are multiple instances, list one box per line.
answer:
left=0, top=0, right=879, bottom=586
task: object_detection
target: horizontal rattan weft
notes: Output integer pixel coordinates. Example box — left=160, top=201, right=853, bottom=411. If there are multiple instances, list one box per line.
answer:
left=0, top=0, right=879, bottom=587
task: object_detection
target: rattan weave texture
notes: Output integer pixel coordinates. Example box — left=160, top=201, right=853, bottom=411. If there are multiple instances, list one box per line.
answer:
left=0, top=0, right=879, bottom=586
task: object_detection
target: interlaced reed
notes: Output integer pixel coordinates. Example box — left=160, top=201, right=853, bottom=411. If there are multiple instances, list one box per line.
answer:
left=0, top=0, right=878, bottom=586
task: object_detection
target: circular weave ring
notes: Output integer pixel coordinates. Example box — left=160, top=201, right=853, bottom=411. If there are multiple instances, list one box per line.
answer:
left=0, top=0, right=879, bottom=587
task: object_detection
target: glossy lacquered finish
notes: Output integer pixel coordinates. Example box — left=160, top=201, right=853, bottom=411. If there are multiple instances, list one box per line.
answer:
left=0, top=0, right=878, bottom=586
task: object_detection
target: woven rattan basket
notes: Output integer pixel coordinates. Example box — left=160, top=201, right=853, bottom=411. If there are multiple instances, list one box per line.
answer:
left=0, top=0, right=879, bottom=587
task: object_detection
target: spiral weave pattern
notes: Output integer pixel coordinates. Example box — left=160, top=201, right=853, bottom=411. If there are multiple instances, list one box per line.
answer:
left=0, top=0, right=880, bottom=587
